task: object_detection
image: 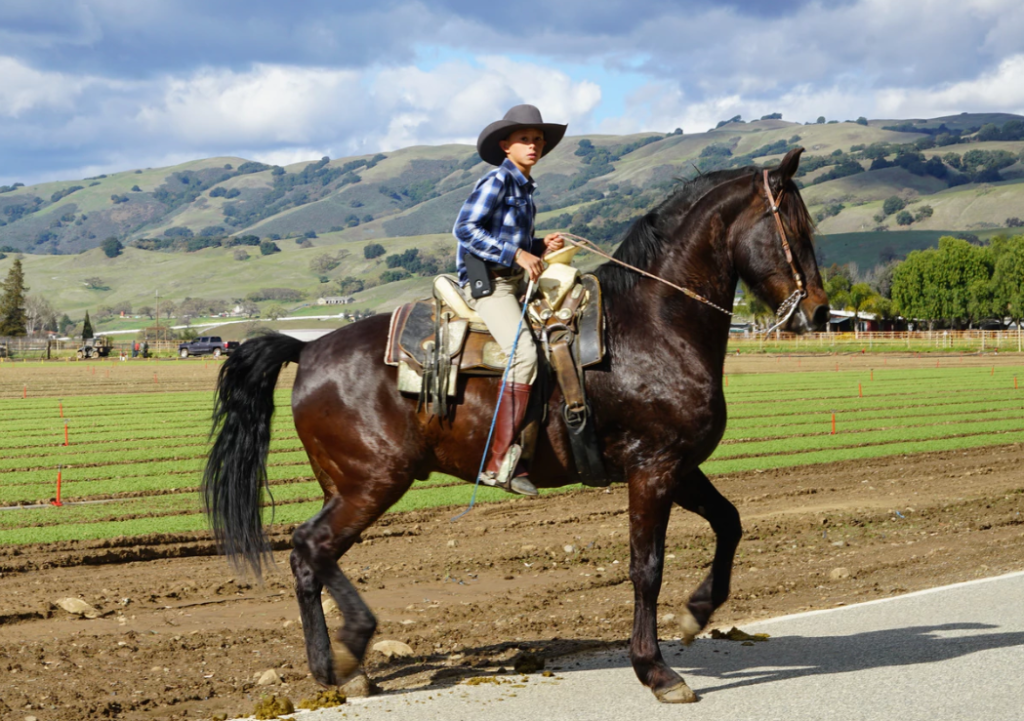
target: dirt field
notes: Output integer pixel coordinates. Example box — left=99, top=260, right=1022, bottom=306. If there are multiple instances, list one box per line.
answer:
left=1, top=438, right=1022, bottom=721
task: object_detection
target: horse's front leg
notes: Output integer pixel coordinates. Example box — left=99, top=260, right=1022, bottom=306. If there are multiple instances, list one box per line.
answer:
left=627, top=470, right=698, bottom=703
left=673, top=467, right=742, bottom=643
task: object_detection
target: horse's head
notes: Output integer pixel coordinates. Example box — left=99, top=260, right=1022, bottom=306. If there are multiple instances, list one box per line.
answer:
left=732, top=148, right=830, bottom=332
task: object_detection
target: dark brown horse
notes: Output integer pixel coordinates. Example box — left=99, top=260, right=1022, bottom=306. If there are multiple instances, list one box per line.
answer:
left=202, top=148, right=829, bottom=703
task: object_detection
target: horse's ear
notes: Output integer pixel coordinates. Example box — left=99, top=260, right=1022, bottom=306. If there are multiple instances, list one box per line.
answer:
left=775, top=147, right=804, bottom=182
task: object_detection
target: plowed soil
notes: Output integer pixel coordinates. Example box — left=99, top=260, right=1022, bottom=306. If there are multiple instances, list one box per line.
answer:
left=2, top=442, right=1022, bottom=721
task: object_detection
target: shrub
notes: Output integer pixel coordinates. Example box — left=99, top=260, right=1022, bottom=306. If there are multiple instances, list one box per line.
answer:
left=233, top=248, right=249, bottom=261
left=856, top=117, right=869, bottom=126
left=895, top=210, right=914, bottom=226
left=882, top=196, right=906, bottom=216
left=1006, top=217, right=1024, bottom=228
left=100, top=237, right=123, bottom=258
left=364, top=243, right=386, bottom=259
left=246, top=287, right=304, bottom=302
left=131, top=185, right=141, bottom=192
left=914, top=205, right=934, bottom=221
left=259, top=240, right=281, bottom=255
left=380, top=269, right=411, bottom=283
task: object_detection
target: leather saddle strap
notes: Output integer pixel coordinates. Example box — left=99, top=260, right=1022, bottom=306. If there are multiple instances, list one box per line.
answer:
left=549, top=339, right=586, bottom=414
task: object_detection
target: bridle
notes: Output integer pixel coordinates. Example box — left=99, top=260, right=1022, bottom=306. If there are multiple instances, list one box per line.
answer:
left=760, top=168, right=807, bottom=334
left=561, top=168, right=809, bottom=333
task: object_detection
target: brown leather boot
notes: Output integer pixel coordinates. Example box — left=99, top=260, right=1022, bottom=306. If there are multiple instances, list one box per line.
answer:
left=480, top=381, right=537, bottom=496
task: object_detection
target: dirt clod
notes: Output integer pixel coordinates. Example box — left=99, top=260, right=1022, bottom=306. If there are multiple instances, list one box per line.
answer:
left=710, top=627, right=770, bottom=642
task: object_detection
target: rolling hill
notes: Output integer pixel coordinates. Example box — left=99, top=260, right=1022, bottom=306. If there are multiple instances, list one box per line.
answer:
left=1, top=112, right=1022, bottom=324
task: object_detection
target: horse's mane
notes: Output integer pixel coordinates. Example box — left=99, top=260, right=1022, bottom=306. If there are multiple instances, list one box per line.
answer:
left=594, top=166, right=812, bottom=297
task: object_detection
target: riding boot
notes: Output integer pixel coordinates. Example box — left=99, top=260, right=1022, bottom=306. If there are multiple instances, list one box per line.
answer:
left=480, top=381, right=538, bottom=496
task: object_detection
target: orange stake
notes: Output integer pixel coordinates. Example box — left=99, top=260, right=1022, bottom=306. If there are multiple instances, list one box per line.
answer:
left=63, top=422, right=69, bottom=447
left=831, top=412, right=836, bottom=435
left=52, top=466, right=63, bottom=507
left=858, top=383, right=862, bottom=398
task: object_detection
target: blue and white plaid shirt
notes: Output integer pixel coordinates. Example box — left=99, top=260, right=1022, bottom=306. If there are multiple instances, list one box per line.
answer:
left=453, top=158, right=545, bottom=286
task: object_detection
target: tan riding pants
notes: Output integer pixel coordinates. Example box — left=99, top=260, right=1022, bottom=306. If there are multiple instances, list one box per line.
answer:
left=464, top=273, right=538, bottom=385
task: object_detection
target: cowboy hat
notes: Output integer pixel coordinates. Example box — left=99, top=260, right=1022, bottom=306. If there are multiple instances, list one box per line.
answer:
left=477, top=104, right=568, bottom=166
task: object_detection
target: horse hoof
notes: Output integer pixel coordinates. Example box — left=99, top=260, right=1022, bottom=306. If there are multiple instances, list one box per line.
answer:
left=655, top=681, right=698, bottom=704
left=341, top=671, right=376, bottom=698
left=680, top=609, right=702, bottom=646
left=333, top=645, right=360, bottom=684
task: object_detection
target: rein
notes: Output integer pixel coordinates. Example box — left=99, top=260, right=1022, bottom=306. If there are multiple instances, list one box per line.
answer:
left=560, top=169, right=807, bottom=334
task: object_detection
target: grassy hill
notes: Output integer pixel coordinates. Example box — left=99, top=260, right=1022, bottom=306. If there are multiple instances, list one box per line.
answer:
left=2, top=112, right=1023, bottom=331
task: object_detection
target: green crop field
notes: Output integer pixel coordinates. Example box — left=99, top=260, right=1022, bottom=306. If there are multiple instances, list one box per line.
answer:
left=0, top=357, right=1021, bottom=545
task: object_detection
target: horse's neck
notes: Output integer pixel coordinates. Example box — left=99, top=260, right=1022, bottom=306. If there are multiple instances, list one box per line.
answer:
left=651, top=194, right=742, bottom=358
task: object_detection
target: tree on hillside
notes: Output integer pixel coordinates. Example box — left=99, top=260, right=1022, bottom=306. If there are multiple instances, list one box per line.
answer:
left=264, top=304, right=287, bottom=321
left=138, top=305, right=154, bottom=319
left=81, top=310, right=94, bottom=340
left=856, top=117, right=869, bottom=126
left=101, top=237, right=123, bottom=258
left=0, top=258, right=28, bottom=336
left=882, top=196, right=906, bottom=216
left=364, top=243, right=385, bottom=260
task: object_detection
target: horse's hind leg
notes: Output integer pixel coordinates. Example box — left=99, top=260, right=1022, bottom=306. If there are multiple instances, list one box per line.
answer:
left=292, top=485, right=409, bottom=686
left=290, top=548, right=335, bottom=684
left=673, top=467, right=742, bottom=643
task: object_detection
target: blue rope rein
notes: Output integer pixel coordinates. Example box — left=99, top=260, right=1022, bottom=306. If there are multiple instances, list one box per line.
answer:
left=451, top=279, right=535, bottom=521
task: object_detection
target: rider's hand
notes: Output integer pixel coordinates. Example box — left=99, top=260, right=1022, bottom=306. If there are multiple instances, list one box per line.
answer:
left=515, top=249, right=545, bottom=281
left=543, top=233, right=564, bottom=253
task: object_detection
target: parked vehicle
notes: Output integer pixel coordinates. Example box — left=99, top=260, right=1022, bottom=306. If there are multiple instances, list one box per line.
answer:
left=77, top=336, right=112, bottom=360
left=178, top=336, right=239, bottom=358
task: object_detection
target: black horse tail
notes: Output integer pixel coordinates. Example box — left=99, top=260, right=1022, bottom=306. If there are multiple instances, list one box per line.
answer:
left=202, top=332, right=306, bottom=578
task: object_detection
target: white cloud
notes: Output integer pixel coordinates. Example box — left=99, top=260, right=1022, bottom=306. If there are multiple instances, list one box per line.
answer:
left=136, top=64, right=365, bottom=145
left=876, top=54, right=1024, bottom=118
left=0, top=56, right=90, bottom=116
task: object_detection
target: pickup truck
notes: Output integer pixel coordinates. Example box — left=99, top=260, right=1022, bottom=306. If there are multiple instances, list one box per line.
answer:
left=178, top=336, right=239, bottom=358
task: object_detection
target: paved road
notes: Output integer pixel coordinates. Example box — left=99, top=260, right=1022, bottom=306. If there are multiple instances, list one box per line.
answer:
left=251, top=572, right=1024, bottom=721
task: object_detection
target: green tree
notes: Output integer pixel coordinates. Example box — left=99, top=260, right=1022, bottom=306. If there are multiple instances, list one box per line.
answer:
left=0, top=258, right=28, bottom=336
left=364, top=243, right=385, bottom=259
left=100, top=237, right=123, bottom=258
left=81, top=310, right=94, bottom=340
left=895, top=210, right=914, bottom=226
left=259, top=240, right=280, bottom=256
left=882, top=196, right=906, bottom=216
left=264, top=304, right=287, bottom=320
left=891, top=237, right=993, bottom=328
left=991, top=235, right=1024, bottom=328
left=840, top=282, right=878, bottom=326
left=855, top=116, right=869, bottom=126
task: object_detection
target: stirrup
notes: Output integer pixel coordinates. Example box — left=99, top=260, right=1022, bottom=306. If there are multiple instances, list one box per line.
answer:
left=478, top=445, right=538, bottom=496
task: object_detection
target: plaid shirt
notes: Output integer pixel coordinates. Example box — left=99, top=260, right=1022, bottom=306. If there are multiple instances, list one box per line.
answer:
left=453, top=158, right=545, bottom=285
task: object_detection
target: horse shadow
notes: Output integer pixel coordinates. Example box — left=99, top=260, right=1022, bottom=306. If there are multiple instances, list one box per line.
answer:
left=369, top=622, right=1024, bottom=696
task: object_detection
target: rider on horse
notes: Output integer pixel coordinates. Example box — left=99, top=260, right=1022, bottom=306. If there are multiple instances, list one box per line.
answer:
left=452, top=104, right=568, bottom=497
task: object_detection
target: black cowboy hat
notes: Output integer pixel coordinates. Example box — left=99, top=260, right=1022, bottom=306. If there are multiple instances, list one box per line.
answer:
left=477, top=104, right=568, bottom=166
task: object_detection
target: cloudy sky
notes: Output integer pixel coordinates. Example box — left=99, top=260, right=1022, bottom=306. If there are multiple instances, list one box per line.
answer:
left=2, top=0, right=1024, bottom=186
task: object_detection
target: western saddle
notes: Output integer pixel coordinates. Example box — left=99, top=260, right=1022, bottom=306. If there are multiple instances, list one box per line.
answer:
left=384, top=245, right=608, bottom=485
